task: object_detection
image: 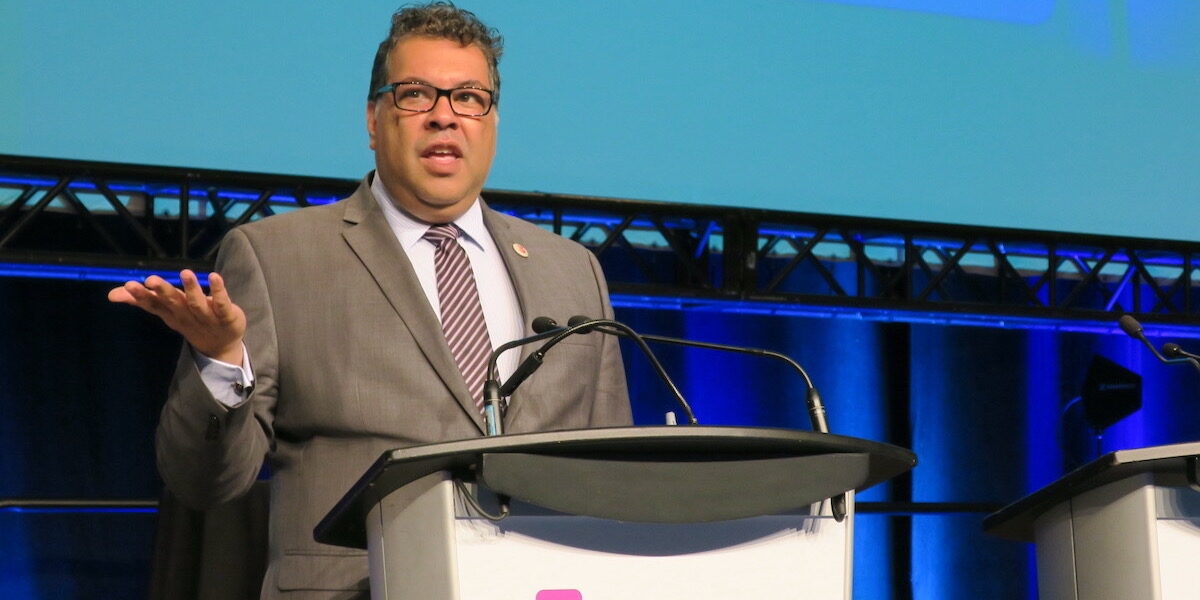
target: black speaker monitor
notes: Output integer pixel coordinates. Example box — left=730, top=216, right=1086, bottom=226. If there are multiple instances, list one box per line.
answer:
left=1081, top=355, right=1142, bottom=431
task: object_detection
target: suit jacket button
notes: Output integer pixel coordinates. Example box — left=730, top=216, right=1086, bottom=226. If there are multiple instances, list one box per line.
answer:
left=205, top=414, right=221, bottom=441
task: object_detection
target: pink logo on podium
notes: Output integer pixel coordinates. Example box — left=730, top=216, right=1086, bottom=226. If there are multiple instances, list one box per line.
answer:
left=536, top=590, right=582, bottom=600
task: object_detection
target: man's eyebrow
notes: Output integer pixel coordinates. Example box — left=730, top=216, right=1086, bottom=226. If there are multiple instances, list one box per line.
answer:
left=394, top=77, right=490, bottom=89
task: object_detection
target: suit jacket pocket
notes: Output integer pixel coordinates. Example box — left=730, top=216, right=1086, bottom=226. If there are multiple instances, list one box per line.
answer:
left=276, top=550, right=369, bottom=591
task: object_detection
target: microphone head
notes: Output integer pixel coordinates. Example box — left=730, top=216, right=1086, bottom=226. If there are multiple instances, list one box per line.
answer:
left=1163, top=342, right=1185, bottom=358
left=567, top=315, right=593, bottom=328
left=1118, top=315, right=1144, bottom=339
left=531, top=316, right=560, bottom=333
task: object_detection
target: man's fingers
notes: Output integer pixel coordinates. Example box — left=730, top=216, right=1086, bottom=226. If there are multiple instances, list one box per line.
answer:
left=108, top=282, right=167, bottom=313
left=116, top=275, right=196, bottom=325
left=123, top=280, right=161, bottom=306
left=107, top=285, right=135, bottom=304
left=142, top=275, right=186, bottom=308
left=209, top=272, right=233, bottom=320
left=180, top=270, right=214, bottom=317
left=112, top=281, right=177, bottom=322
left=179, top=269, right=201, bottom=295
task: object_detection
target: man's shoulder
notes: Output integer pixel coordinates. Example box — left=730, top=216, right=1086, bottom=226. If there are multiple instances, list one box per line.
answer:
left=238, top=200, right=345, bottom=235
left=484, top=205, right=587, bottom=252
left=234, top=180, right=369, bottom=239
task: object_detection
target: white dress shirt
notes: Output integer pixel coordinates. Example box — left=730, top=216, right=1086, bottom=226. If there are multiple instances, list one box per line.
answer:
left=370, top=175, right=523, bottom=382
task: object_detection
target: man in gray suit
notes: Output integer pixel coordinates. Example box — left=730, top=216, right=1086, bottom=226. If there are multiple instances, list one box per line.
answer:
left=109, top=3, right=632, bottom=597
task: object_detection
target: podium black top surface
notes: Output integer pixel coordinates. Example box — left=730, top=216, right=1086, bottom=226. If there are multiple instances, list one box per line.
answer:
left=314, top=426, right=916, bottom=549
left=984, top=440, right=1200, bottom=541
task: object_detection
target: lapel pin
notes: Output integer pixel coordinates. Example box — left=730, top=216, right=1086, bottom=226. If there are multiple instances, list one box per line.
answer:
left=512, top=242, right=529, bottom=258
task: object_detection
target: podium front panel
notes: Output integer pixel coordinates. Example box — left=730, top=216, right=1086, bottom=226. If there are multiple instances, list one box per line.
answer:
left=453, top=513, right=850, bottom=599
left=367, top=472, right=854, bottom=600
left=1032, top=473, right=1200, bottom=600
left=1156, top=486, right=1200, bottom=600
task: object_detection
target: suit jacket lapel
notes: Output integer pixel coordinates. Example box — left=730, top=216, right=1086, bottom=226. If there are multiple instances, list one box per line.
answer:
left=340, top=182, right=486, bottom=433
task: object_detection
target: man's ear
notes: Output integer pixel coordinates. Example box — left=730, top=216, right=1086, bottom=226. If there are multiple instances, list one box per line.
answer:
left=366, top=102, right=378, bottom=150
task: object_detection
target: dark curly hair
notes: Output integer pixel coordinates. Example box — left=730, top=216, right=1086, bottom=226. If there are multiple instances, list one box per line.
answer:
left=367, top=2, right=504, bottom=105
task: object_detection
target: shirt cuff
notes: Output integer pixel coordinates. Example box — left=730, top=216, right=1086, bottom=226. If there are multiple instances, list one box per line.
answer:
left=193, top=343, right=255, bottom=409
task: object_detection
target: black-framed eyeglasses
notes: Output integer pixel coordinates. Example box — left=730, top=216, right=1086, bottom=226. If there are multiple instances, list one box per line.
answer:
left=373, top=82, right=495, bottom=117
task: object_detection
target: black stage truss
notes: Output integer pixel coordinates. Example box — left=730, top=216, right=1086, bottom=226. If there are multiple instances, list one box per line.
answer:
left=3, top=153, right=1198, bottom=330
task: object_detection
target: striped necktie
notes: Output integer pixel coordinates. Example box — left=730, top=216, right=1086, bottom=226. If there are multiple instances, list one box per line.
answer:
left=424, top=223, right=492, bottom=412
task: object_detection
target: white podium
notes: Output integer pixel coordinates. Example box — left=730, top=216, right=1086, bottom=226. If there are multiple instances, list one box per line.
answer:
left=985, top=442, right=1200, bottom=600
left=316, top=426, right=916, bottom=600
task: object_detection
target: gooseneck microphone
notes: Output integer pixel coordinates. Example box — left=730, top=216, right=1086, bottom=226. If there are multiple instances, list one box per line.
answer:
left=1118, top=315, right=1200, bottom=373
left=565, top=316, right=830, bottom=433
left=481, top=317, right=568, bottom=436
left=565, top=315, right=846, bottom=521
left=522, top=316, right=698, bottom=425
left=1118, top=315, right=1175, bottom=363
left=1164, top=343, right=1198, bottom=360
left=1162, top=343, right=1200, bottom=373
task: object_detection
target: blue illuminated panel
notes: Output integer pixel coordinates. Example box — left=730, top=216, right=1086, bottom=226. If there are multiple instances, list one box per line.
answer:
left=0, top=506, right=156, bottom=515
left=0, top=263, right=204, bottom=287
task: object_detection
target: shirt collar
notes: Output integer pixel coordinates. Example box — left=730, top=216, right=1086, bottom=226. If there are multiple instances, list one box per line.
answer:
left=370, top=173, right=488, bottom=252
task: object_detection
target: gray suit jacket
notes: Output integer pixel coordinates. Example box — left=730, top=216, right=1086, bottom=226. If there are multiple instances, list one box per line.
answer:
left=156, top=177, right=632, bottom=598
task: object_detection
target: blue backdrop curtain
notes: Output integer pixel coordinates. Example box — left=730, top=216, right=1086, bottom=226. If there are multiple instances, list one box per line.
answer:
left=0, top=277, right=177, bottom=598
left=3, top=275, right=1200, bottom=598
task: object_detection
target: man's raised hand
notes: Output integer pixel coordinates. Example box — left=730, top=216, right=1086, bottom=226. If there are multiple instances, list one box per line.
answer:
left=108, top=269, right=247, bottom=364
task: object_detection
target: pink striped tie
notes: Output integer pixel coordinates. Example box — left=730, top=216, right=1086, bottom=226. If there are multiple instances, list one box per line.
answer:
left=424, top=224, right=493, bottom=412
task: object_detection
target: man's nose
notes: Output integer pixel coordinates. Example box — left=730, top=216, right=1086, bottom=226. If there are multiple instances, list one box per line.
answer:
left=426, top=95, right=459, bottom=129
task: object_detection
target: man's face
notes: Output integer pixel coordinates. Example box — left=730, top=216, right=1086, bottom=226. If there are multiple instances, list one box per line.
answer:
left=367, top=36, right=497, bottom=223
